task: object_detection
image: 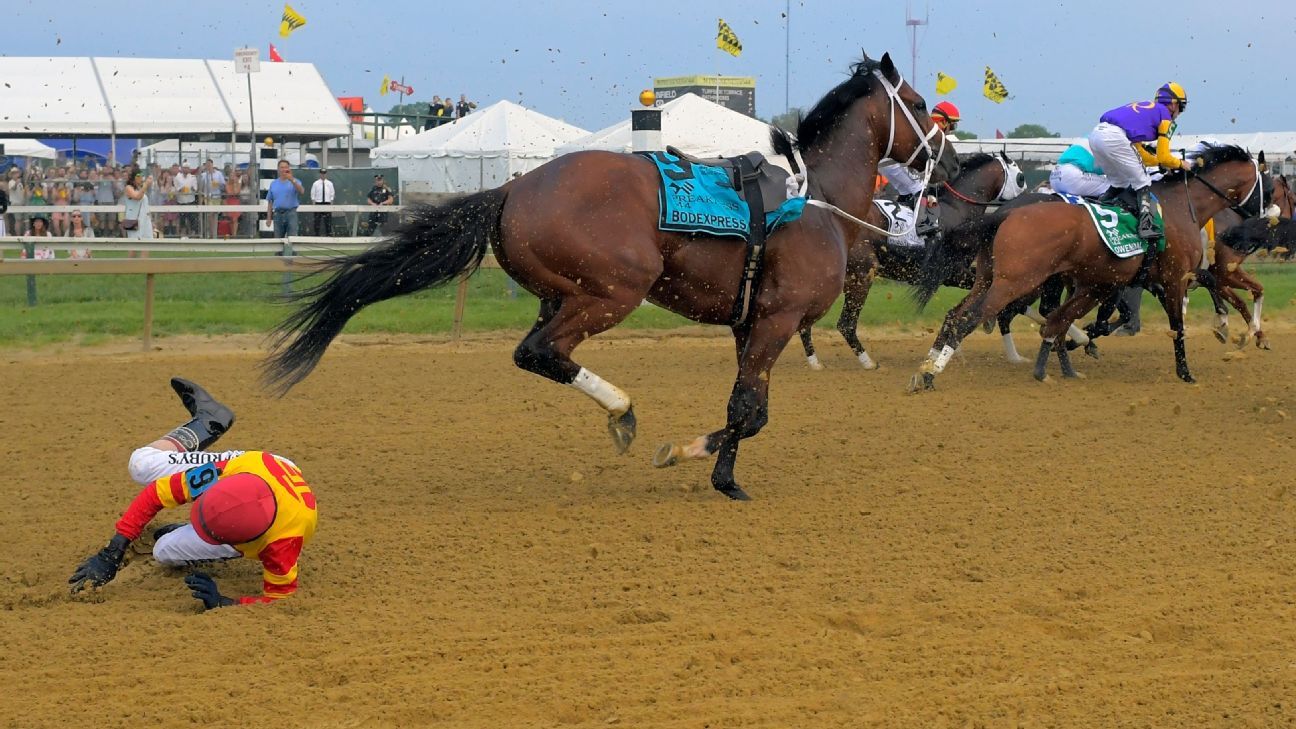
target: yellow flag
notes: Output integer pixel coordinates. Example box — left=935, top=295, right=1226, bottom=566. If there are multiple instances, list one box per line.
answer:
left=983, top=66, right=1009, bottom=104
left=716, top=18, right=742, bottom=57
left=379, top=74, right=390, bottom=97
left=935, top=72, right=958, bottom=96
left=279, top=4, right=307, bottom=38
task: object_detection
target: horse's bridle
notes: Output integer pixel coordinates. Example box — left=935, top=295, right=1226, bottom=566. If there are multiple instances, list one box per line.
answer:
left=941, top=158, right=1023, bottom=206
left=795, top=70, right=952, bottom=237
left=1184, top=158, right=1269, bottom=225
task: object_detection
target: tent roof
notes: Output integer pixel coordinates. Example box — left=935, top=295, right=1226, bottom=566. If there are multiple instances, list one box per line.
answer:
left=371, top=100, right=588, bottom=159
left=555, top=93, right=785, bottom=167
left=0, top=57, right=351, bottom=141
left=2, top=139, right=57, bottom=160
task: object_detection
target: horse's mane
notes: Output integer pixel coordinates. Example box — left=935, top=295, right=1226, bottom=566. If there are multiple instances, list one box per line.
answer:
left=772, top=57, right=882, bottom=155
left=1160, top=144, right=1252, bottom=183
left=958, top=153, right=998, bottom=173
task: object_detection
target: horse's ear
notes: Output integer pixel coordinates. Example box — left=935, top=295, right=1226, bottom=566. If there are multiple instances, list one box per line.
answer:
left=879, top=53, right=900, bottom=83
left=999, top=150, right=1011, bottom=163
left=1258, top=150, right=1268, bottom=172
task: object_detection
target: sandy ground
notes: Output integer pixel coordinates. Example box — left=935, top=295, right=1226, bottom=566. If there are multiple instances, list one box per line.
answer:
left=1, top=325, right=1294, bottom=728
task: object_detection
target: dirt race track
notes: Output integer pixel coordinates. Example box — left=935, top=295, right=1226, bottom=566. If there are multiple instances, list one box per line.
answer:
left=2, top=324, right=1295, bottom=728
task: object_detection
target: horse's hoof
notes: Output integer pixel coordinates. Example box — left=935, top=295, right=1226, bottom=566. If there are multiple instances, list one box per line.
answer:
left=1034, top=372, right=1051, bottom=383
left=713, top=482, right=752, bottom=501
left=1257, top=336, right=1271, bottom=351
left=1178, top=371, right=1196, bottom=384
left=859, top=359, right=879, bottom=371
left=807, top=360, right=825, bottom=371
left=1063, top=370, right=1086, bottom=380
left=981, top=321, right=994, bottom=334
left=652, top=443, right=680, bottom=468
left=906, top=374, right=923, bottom=394
left=1084, top=342, right=1101, bottom=360
left=606, top=407, right=636, bottom=454
left=1004, top=354, right=1028, bottom=365
left=1213, top=327, right=1228, bottom=344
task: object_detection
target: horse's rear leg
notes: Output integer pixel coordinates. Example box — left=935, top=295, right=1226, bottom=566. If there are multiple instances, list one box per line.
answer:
left=513, top=294, right=642, bottom=453
left=998, top=302, right=1028, bottom=364
left=911, top=276, right=1044, bottom=392
left=1035, top=287, right=1110, bottom=381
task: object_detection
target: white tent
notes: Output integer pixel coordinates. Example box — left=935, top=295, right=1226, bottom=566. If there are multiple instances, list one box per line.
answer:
left=138, top=139, right=317, bottom=169
left=0, top=57, right=350, bottom=140
left=371, top=100, right=588, bottom=193
left=3, top=139, right=57, bottom=160
left=556, top=93, right=789, bottom=171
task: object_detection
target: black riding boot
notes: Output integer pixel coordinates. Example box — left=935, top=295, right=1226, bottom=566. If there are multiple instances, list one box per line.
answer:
left=160, top=378, right=235, bottom=451
left=1135, top=187, right=1160, bottom=241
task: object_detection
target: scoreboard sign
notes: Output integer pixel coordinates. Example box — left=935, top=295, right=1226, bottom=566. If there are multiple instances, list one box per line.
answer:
left=653, top=75, right=756, bottom=117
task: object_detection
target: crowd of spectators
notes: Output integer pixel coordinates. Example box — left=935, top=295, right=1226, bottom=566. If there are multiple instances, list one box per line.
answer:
left=423, top=93, right=478, bottom=130
left=3, top=159, right=261, bottom=251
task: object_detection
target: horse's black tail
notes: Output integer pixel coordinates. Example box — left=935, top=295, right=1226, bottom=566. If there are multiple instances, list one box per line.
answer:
left=910, top=213, right=1004, bottom=310
left=262, top=187, right=509, bottom=394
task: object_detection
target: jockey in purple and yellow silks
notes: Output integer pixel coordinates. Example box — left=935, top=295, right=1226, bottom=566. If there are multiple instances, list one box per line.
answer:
left=1088, top=82, right=1190, bottom=242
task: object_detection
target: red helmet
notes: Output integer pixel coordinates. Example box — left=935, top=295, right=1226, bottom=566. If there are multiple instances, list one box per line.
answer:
left=932, top=101, right=961, bottom=125
left=190, top=473, right=277, bottom=545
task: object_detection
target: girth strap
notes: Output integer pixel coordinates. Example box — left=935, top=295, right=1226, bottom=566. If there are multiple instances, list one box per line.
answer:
left=729, top=155, right=768, bottom=327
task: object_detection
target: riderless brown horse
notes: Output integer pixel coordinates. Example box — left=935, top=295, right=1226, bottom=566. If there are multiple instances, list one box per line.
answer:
left=795, top=152, right=1026, bottom=370
left=263, top=52, right=959, bottom=500
left=909, top=144, right=1269, bottom=390
left=1205, top=174, right=1295, bottom=349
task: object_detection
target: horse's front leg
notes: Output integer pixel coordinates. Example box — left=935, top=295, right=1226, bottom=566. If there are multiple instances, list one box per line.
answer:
left=1160, top=276, right=1195, bottom=383
left=1233, top=268, right=1268, bottom=350
left=836, top=261, right=879, bottom=369
left=653, top=312, right=799, bottom=501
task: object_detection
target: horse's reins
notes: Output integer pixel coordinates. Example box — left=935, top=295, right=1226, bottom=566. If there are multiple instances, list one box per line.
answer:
left=797, top=69, right=949, bottom=237
left=941, top=159, right=1020, bottom=206
left=1181, top=155, right=1264, bottom=225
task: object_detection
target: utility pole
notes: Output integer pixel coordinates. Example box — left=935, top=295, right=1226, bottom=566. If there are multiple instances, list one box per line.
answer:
left=905, top=1, right=929, bottom=83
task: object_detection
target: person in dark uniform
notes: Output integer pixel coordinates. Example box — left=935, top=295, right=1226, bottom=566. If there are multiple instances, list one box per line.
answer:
left=366, top=175, right=394, bottom=235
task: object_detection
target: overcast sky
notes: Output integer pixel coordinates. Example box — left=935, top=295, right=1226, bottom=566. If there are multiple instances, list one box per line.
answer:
left=5, top=0, right=1293, bottom=137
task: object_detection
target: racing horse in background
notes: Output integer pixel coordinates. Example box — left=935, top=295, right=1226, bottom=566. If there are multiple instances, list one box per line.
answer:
left=263, top=52, right=959, bottom=501
left=909, top=144, right=1270, bottom=390
left=795, top=151, right=1028, bottom=370
left=1205, top=173, right=1295, bottom=349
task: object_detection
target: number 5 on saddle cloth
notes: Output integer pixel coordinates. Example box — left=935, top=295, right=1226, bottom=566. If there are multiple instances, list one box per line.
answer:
left=641, top=148, right=806, bottom=325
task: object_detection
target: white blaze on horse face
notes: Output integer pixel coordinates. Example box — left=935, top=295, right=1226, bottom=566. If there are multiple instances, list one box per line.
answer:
left=570, top=368, right=630, bottom=416
left=1251, top=295, right=1264, bottom=334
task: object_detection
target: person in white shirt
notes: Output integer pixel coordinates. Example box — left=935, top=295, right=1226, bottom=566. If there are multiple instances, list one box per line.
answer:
left=173, top=164, right=199, bottom=237
left=68, top=210, right=96, bottom=259
left=198, top=159, right=227, bottom=239
left=309, top=168, right=336, bottom=237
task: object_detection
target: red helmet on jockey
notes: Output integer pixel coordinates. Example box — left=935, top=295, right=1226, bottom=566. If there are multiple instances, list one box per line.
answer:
left=931, top=101, right=961, bottom=126
left=190, top=472, right=277, bottom=545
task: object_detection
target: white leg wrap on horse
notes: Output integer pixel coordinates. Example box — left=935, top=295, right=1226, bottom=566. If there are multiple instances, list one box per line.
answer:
left=1251, top=296, right=1264, bottom=334
left=570, top=368, right=630, bottom=415
left=807, top=353, right=822, bottom=369
left=1067, top=324, right=1090, bottom=346
left=1216, top=312, right=1229, bottom=329
left=1024, top=306, right=1047, bottom=326
left=926, top=347, right=939, bottom=361
left=858, top=351, right=876, bottom=369
left=1002, top=333, right=1022, bottom=360
left=932, top=345, right=956, bottom=374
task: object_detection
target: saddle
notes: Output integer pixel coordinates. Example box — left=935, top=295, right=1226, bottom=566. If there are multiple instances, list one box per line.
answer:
left=644, top=147, right=798, bottom=326
left=665, top=146, right=792, bottom=223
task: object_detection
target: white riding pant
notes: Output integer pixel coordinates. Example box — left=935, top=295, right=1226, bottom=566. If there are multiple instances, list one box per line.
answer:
left=1088, top=122, right=1151, bottom=190
left=878, top=161, right=925, bottom=195
left=154, top=524, right=241, bottom=564
left=128, top=445, right=245, bottom=485
left=127, top=446, right=246, bottom=564
left=1049, top=164, right=1112, bottom=197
